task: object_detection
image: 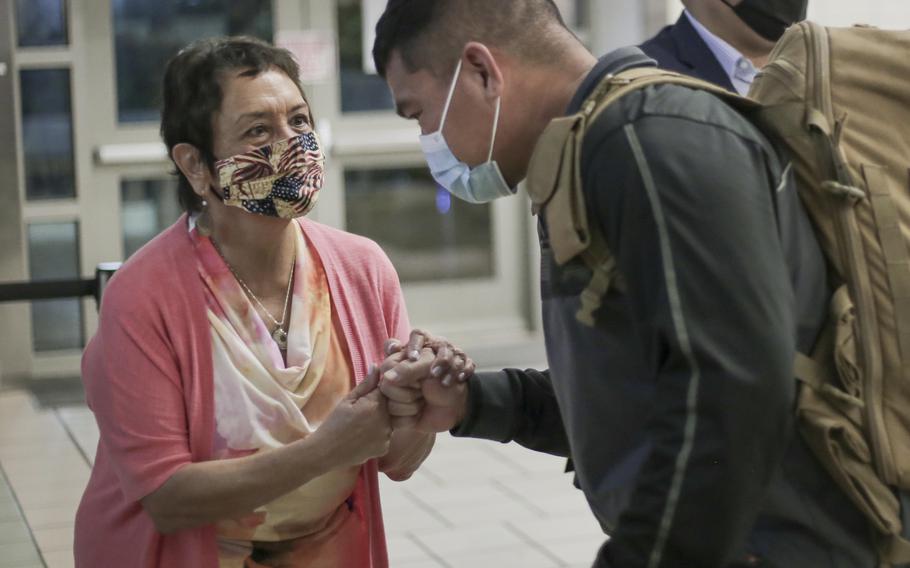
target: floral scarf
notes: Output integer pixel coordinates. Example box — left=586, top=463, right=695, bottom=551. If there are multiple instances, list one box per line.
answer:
left=191, top=220, right=369, bottom=566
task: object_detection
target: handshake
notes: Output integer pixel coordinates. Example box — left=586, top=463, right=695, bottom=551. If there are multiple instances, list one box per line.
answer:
left=330, top=328, right=475, bottom=433
left=315, top=330, right=474, bottom=472
left=374, top=329, right=476, bottom=433
left=318, top=330, right=476, bottom=472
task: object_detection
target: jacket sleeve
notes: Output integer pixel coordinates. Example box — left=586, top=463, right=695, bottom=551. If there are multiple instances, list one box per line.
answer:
left=585, top=100, right=797, bottom=566
left=82, top=279, right=194, bottom=503
left=451, top=368, right=570, bottom=457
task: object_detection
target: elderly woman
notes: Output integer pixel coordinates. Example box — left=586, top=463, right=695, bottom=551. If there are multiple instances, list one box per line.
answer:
left=74, top=37, right=436, bottom=567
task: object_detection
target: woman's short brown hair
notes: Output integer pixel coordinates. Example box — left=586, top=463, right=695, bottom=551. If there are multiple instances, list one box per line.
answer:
left=160, top=36, right=308, bottom=213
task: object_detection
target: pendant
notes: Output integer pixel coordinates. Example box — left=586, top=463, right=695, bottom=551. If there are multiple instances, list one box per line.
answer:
left=272, top=327, right=288, bottom=350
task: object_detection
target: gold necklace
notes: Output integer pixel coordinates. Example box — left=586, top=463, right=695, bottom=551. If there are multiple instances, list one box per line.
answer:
left=211, top=239, right=295, bottom=350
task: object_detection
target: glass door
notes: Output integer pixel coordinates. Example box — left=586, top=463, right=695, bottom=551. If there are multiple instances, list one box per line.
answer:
left=2, top=0, right=86, bottom=379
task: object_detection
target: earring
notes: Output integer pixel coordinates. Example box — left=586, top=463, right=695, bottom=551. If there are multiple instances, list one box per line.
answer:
left=197, top=198, right=213, bottom=236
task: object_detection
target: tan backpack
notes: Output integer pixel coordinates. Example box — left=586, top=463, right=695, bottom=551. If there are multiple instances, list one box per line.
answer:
left=526, top=21, right=910, bottom=564
left=751, top=21, right=910, bottom=564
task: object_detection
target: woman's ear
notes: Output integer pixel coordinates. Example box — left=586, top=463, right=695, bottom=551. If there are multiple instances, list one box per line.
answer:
left=172, top=143, right=212, bottom=199
left=463, top=42, right=504, bottom=100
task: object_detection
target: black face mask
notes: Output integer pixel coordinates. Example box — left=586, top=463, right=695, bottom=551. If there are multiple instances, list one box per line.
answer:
left=721, top=0, right=809, bottom=42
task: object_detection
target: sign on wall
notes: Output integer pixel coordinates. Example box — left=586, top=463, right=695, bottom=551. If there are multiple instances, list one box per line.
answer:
left=276, top=30, right=338, bottom=84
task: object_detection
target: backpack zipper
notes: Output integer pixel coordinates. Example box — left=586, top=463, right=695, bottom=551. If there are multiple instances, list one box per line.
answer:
left=807, top=21, right=894, bottom=484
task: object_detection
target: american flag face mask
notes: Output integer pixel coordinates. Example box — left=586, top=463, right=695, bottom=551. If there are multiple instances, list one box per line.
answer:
left=214, top=131, right=325, bottom=219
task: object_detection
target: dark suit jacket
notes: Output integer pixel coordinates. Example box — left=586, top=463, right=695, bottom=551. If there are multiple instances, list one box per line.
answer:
left=639, top=13, right=736, bottom=91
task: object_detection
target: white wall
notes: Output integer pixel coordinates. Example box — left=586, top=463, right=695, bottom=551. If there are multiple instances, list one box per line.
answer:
left=808, top=2, right=910, bottom=29
left=591, top=0, right=647, bottom=55
left=664, top=0, right=910, bottom=29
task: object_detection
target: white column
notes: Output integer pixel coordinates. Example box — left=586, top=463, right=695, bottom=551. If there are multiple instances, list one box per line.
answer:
left=588, top=0, right=650, bottom=55
left=0, top=1, right=33, bottom=379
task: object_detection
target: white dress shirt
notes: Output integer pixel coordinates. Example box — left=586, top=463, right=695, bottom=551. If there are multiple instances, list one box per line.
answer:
left=684, top=10, right=758, bottom=95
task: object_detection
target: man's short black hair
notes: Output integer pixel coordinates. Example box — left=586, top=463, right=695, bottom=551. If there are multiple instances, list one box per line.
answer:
left=372, top=0, right=573, bottom=78
left=160, top=36, right=308, bottom=213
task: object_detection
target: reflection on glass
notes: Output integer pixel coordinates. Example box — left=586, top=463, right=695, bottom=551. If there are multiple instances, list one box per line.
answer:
left=121, top=177, right=183, bottom=258
left=28, top=223, right=83, bottom=352
left=20, top=69, right=76, bottom=200
left=345, top=168, right=493, bottom=282
left=338, top=0, right=394, bottom=113
left=113, top=0, right=273, bottom=123
left=16, top=0, right=68, bottom=47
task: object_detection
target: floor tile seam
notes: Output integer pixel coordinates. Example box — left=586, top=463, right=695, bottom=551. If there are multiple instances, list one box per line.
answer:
left=406, top=519, right=534, bottom=556
left=0, top=463, right=46, bottom=568
left=20, top=520, right=74, bottom=532
left=51, top=410, right=91, bottom=468
left=454, top=443, right=530, bottom=476
left=386, top=532, right=433, bottom=563
left=398, top=487, right=456, bottom=530
left=32, top=541, right=72, bottom=554
left=409, top=462, right=450, bottom=486
left=502, top=519, right=572, bottom=567
left=527, top=533, right=611, bottom=550
left=12, top=501, right=80, bottom=513
left=490, top=477, right=551, bottom=516
left=404, top=530, right=453, bottom=568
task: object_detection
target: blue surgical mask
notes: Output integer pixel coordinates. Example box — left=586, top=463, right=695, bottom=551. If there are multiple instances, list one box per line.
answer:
left=419, top=59, right=515, bottom=204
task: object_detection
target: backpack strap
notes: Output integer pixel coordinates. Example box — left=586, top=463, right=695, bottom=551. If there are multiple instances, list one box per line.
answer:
left=585, top=67, right=758, bottom=127
left=571, top=68, right=757, bottom=326
left=576, top=227, right=620, bottom=327
left=528, top=66, right=759, bottom=328
left=794, top=353, right=865, bottom=416
left=793, top=285, right=865, bottom=427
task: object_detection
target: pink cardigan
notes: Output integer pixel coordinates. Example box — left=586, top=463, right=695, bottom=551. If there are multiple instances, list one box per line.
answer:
left=75, top=216, right=408, bottom=567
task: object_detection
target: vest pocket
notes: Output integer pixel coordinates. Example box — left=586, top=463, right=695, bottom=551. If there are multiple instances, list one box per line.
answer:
left=798, top=287, right=902, bottom=536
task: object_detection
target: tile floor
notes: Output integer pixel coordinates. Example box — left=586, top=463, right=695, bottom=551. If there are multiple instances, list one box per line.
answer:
left=0, top=379, right=606, bottom=568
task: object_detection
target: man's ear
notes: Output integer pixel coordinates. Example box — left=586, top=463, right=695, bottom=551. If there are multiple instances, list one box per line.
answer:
left=172, top=143, right=212, bottom=199
left=462, top=42, right=505, bottom=101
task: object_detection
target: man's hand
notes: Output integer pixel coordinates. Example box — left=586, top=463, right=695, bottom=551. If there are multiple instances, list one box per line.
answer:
left=387, top=329, right=476, bottom=386
left=378, top=330, right=474, bottom=433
